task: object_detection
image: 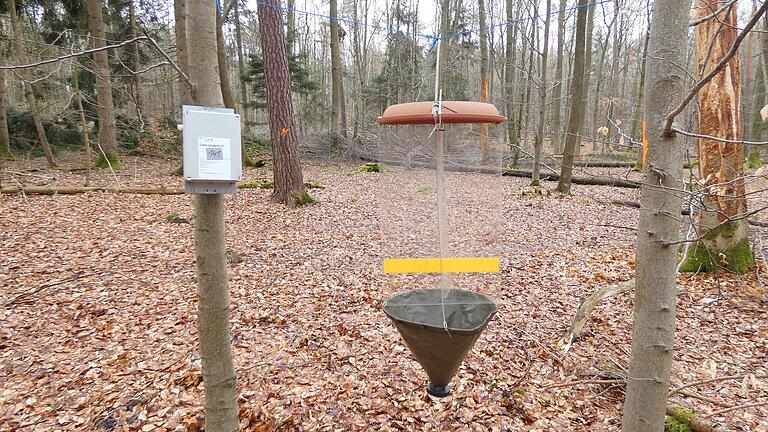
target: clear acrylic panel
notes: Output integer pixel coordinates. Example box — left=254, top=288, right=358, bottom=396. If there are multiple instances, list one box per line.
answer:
left=376, top=122, right=506, bottom=303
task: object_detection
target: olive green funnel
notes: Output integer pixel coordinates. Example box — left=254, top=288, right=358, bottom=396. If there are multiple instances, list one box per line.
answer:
left=383, top=289, right=497, bottom=397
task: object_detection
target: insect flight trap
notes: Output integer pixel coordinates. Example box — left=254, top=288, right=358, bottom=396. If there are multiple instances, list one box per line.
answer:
left=376, top=53, right=506, bottom=397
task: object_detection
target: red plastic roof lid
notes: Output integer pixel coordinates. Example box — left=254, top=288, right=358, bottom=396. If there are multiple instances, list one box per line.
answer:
left=376, top=101, right=506, bottom=125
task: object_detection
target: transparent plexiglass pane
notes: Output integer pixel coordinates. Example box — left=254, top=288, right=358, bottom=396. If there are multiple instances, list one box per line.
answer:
left=377, top=122, right=506, bottom=302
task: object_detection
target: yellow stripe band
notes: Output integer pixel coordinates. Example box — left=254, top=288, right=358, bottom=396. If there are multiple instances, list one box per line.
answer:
left=383, top=257, right=500, bottom=273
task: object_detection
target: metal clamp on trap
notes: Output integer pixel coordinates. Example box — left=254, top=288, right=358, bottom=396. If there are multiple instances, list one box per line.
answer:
left=181, top=105, right=242, bottom=194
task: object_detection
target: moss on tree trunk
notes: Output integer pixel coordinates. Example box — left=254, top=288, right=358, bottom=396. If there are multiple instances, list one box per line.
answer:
left=679, top=222, right=755, bottom=273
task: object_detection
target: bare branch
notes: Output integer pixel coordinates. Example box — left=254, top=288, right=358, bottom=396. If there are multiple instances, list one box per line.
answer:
left=672, top=127, right=768, bottom=146
left=0, top=36, right=147, bottom=70
left=689, top=0, right=738, bottom=27
left=663, top=2, right=768, bottom=136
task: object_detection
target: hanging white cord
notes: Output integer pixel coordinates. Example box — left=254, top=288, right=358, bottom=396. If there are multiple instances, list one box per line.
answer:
left=432, top=36, right=451, bottom=334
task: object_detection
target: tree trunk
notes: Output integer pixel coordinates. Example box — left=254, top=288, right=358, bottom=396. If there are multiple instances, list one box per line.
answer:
left=8, top=0, right=55, bottom=167
left=258, top=0, right=306, bottom=207
left=745, top=2, right=763, bottom=167
left=631, top=18, right=651, bottom=167
left=128, top=0, right=143, bottom=122
left=87, top=0, right=120, bottom=165
left=550, top=0, right=567, bottom=155
left=479, top=0, right=490, bottom=165
left=621, top=0, right=688, bottom=430
left=73, top=72, right=92, bottom=187
left=233, top=0, right=251, bottom=134
left=286, top=0, right=296, bottom=56
left=605, top=0, right=623, bottom=151
left=679, top=0, right=755, bottom=274
left=216, top=12, right=237, bottom=110
left=0, top=66, right=11, bottom=160
left=531, top=0, right=551, bottom=186
left=576, top=2, right=595, bottom=157
left=330, top=0, right=343, bottom=152
left=556, top=0, right=589, bottom=194
left=174, top=0, right=193, bottom=105
left=505, top=0, right=519, bottom=164
left=186, top=0, right=239, bottom=429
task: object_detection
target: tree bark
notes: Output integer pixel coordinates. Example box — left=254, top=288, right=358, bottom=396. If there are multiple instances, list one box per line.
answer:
left=87, top=0, right=120, bottom=163
left=0, top=66, right=11, bottom=159
left=679, top=0, right=754, bottom=274
left=187, top=0, right=239, bottom=429
left=550, top=0, right=567, bottom=155
left=621, top=0, right=688, bottom=430
left=128, top=0, right=143, bottom=122
left=556, top=0, right=589, bottom=194
left=577, top=2, right=595, bottom=157
left=531, top=0, right=551, bottom=186
left=73, top=73, right=92, bottom=187
left=8, top=0, right=55, bottom=167
left=505, top=0, right=519, bottom=162
left=329, top=0, right=343, bottom=152
left=258, top=0, right=305, bottom=207
left=216, top=12, right=237, bottom=110
left=233, top=0, right=251, bottom=133
left=479, top=0, right=490, bottom=165
left=174, top=0, right=194, bottom=105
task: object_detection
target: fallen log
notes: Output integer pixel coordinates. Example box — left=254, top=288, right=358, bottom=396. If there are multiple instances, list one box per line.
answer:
left=557, top=279, right=635, bottom=353
left=0, top=186, right=185, bottom=195
left=503, top=170, right=641, bottom=189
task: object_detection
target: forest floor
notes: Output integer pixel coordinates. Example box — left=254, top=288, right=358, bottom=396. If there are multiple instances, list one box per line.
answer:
left=0, top=153, right=766, bottom=431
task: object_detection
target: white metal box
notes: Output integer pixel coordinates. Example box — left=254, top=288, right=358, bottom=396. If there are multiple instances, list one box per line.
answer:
left=182, top=105, right=242, bottom=194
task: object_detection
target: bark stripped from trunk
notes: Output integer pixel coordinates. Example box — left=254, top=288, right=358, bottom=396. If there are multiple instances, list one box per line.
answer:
left=622, top=1, right=688, bottom=429
left=187, top=0, right=239, bottom=429
left=679, top=0, right=754, bottom=274
left=258, top=0, right=306, bottom=207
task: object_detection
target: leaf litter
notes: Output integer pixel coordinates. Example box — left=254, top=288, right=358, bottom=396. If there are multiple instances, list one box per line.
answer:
left=0, top=154, right=766, bottom=431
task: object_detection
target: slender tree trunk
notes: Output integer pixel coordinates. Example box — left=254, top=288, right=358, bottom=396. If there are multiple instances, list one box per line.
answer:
left=174, top=0, right=193, bottom=105
left=9, top=0, right=55, bottom=167
left=679, top=0, right=754, bottom=273
left=216, top=12, right=237, bottom=109
left=621, top=1, right=688, bottom=430
left=631, top=19, right=651, bottom=167
left=187, top=0, right=239, bottom=429
left=129, top=0, right=143, bottom=122
left=505, top=0, right=519, bottom=164
left=745, top=1, right=762, bottom=167
left=73, top=73, right=92, bottom=186
left=479, top=0, right=490, bottom=165
left=258, top=0, right=305, bottom=207
left=551, top=0, right=567, bottom=155
left=0, top=66, right=11, bottom=159
left=87, top=0, right=120, bottom=165
left=233, top=0, right=251, bottom=134
left=330, top=0, right=343, bottom=152
left=556, top=0, right=589, bottom=194
left=531, top=0, right=551, bottom=186
left=605, top=0, right=623, bottom=151
left=286, top=0, right=296, bottom=56
left=576, top=2, right=595, bottom=157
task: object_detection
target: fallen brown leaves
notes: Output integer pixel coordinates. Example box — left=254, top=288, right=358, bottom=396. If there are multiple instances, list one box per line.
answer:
left=0, top=153, right=766, bottom=431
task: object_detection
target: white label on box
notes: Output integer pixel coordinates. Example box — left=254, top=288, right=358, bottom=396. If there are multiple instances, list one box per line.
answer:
left=198, top=136, right=231, bottom=178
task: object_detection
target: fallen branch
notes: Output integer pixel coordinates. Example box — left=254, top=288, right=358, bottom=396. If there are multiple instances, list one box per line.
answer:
left=0, top=186, right=184, bottom=195
left=557, top=279, right=635, bottom=353
left=503, top=170, right=641, bottom=189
